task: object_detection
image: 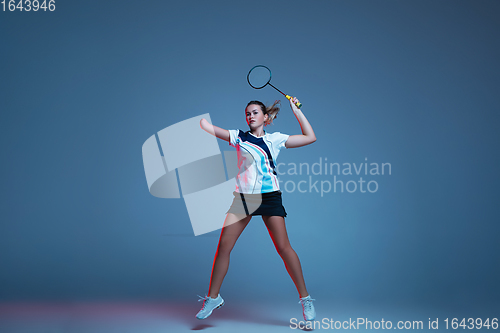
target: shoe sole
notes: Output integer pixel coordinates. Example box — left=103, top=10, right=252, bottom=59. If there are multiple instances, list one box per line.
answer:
left=196, top=300, right=224, bottom=320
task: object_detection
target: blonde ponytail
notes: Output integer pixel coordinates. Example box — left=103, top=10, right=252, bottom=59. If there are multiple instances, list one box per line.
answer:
left=264, top=100, right=281, bottom=126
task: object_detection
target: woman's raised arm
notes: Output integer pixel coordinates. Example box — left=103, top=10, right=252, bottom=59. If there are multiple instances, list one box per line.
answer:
left=285, top=97, right=317, bottom=148
left=200, top=118, right=230, bottom=142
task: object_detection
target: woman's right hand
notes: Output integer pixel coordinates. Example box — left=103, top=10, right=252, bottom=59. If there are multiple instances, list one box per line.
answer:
left=200, top=118, right=230, bottom=142
left=200, top=118, right=209, bottom=131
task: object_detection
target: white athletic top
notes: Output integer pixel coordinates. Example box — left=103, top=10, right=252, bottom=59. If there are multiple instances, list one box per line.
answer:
left=228, top=129, right=289, bottom=194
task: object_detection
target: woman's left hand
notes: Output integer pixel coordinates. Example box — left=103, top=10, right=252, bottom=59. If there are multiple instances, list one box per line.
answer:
left=289, top=96, right=301, bottom=113
left=285, top=95, right=316, bottom=148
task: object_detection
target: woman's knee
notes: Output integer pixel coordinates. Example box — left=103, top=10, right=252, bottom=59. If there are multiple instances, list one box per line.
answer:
left=216, top=242, right=235, bottom=256
left=276, top=244, right=294, bottom=256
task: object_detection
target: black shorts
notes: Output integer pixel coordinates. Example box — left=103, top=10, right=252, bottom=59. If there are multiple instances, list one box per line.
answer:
left=226, top=190, right=287, bottom=217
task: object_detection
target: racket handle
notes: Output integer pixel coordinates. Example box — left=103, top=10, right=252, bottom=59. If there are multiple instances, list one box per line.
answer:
left=286, top=95, right=302, bottom=108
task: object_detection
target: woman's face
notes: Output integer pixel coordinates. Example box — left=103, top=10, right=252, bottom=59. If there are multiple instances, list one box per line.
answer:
left=246, top=104, right=268, bottom=128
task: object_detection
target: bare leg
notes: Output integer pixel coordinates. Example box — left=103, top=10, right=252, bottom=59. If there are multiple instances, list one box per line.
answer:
left=262, top=215, right=309, bottom=298
left=207, top=213, right=252, bottom=298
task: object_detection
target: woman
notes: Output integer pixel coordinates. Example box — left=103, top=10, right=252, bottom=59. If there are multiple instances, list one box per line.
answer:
left=196, top=96, right=317, bottom=321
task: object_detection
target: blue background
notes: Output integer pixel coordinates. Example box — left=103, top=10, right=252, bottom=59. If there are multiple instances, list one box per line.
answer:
left=1, top=0, right=499, bottom=314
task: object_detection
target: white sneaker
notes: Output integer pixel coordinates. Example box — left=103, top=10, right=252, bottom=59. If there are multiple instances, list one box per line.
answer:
left=299, top=295, right=316, bottom=321
left=196, top=294, right=224, bottom=319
